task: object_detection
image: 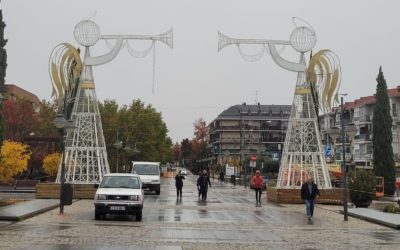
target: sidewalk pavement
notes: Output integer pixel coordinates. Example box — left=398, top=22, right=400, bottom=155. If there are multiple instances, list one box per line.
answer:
left=0, top=199, right=59, bottom=221
left=216, top=177, right=400, bottom=230
left=345, top=207, right=400, bottom=229
left=1, top=179, right=399, bottom=231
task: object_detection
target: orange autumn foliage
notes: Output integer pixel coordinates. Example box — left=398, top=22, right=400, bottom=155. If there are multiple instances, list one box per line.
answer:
left=0, top=140, right=32, bottom=182
left=42, top=153, right=61, bottom=178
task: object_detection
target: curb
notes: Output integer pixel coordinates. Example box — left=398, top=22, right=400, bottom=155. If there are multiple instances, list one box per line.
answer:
left=341, top=210, right=400, bottom=229
left=0, top=203, right=59, bottom=221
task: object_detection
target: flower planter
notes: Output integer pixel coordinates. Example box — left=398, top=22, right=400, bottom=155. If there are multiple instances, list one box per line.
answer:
left=350, top=192, right=372, bottom=208
left=348, top=169, right=376, bottom=208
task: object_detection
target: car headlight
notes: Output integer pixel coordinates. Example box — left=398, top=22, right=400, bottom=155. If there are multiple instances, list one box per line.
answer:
left=96, top=194, right=107, bottom=200
left=129, top=195, right=142, bottom=201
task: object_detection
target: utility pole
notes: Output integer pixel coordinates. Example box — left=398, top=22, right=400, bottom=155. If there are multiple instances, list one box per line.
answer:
left=340, top=96, right=348, bottom=221
left=240, top=103, right=247, bottom=189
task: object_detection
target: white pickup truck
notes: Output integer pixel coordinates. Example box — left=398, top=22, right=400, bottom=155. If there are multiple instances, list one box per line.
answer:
left=94, top=173, right=144, bottom=221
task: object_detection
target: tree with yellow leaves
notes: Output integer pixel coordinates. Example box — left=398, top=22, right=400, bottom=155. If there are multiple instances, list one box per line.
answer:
left=42, top=153, right=61, bottom=180
left=0, top=140, right=32, bottom=182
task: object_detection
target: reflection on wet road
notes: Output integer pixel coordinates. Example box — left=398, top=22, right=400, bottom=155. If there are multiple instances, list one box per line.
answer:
left=0, top=172, right=399, bottom=249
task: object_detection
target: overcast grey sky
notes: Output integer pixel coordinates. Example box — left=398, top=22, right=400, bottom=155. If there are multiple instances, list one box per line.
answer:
left=2, top=0, right=400, bottom=143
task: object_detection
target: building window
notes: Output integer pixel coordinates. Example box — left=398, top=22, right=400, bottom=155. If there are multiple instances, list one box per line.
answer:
left=392, top=103, right=397, bottom=117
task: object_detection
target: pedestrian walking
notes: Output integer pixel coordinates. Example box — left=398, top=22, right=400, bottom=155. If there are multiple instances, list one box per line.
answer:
left=300, top=176, right=320, bottom=221
left=219, top=171, right=225, bottom=184
left=175, top=170, right=185, bottom=198
left=197, top=170, right=202, bottom=198
left=251, top=170, right=264, bottom=207
left=197, top=170, right=211, bottom=201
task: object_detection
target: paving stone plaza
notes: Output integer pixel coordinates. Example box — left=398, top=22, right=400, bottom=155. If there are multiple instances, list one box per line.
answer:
left=0, top=174, right=399, bottom=250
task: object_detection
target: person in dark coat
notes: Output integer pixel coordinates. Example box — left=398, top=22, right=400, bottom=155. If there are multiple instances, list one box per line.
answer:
left=175, top=170, right=185, bottom=197
left=197, top=170, right=211, bottom=201
left=301, top=176, right=320, bottom=221
left=219, top=171, right=225, bottom=183
left=197, top=170, right=202, bottom=198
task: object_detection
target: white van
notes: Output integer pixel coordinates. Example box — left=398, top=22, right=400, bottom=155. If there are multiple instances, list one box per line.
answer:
left=131, top=161, right=161, bottom=195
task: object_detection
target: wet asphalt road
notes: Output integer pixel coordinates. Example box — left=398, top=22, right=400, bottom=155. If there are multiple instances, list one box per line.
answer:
left=0, top=172, right=399, bottom=249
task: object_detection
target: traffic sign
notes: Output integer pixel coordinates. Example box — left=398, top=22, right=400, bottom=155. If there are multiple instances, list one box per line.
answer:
left=251, top=155, right=256, bottom=161
left=325, top=144, right=331, bottom=157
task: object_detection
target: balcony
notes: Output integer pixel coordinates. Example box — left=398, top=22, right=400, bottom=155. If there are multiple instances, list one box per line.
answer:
left=264, top=125, right=284, bottom=130
left=354, top=153, right=372, bottom=161
left=262, top=137, right=284, bottom=142
left=354, top=134, right=370, bottom=141
left=359, top=115, right=371, bottom=123
left=335, top=137, right=352, bottom=144
left=334, top=153, right=352, bottom=162
left=213, top=126, right=241, bottom=131
left=220, top=138, right=240, bottom=143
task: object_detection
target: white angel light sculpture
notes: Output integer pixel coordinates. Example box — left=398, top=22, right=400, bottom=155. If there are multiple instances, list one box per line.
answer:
left=219, top=18, right=341, bottom=188
left=50, top=20, right=173, bottom=183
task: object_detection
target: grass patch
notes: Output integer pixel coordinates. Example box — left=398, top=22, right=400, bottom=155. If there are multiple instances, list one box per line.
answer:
left=383, top=204, right=400, bottom=213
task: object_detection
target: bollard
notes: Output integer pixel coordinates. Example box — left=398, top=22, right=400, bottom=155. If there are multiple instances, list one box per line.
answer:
left=62, top=183, right=73, bottom=205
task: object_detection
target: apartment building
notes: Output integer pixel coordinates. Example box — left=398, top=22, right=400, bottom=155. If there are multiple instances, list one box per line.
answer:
left=320, top=86, right=400, bottom=172
left=206, top=103, right=291, bottom=167
left=205, top=87, right=400, bottom=177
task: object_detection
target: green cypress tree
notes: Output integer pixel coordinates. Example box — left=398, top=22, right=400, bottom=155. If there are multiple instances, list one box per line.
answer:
left=0, top=7, right=7, bottom=146
left=372, top=67, right=396, bottom=195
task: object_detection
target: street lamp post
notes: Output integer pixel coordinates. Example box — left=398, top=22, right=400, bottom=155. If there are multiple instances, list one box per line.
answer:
left=326, top=95, right=357, bottom=221
left=53, top=113, right=75, bottom=214
left=340, top=96, right=349, bottom=221
left=113, top=140, right=123, bottom=173
left=339, top=96, right=357, bottom=221
left=240, top=103, right=247, bottom=188
left=122, top=144, right=134, bottom=173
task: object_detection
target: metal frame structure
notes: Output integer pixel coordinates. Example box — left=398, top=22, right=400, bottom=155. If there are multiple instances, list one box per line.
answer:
left=218, top=17, right=333, bottom=188
left=51, top=20, right=173, bottom=183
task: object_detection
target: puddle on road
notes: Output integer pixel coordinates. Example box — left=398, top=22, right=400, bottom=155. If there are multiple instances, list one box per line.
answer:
left=198, top=209, right=208, bottom=219
left=365, top=231, right=399, bottom=241
left=204, top=200, right=222, bottom=203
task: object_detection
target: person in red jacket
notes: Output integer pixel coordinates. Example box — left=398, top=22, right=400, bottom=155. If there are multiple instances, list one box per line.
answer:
left=395, top=178, right=400, bottom=198
left=252, top=170, right=264, bottom=207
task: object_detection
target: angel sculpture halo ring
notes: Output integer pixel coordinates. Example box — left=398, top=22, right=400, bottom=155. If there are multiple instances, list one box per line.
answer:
left=74, top=20, right=101, bottom=47
left=289, top=26, right=316, bottom=53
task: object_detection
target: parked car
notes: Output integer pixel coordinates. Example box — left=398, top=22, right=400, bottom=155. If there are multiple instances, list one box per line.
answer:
left=94, top=173, right=144, bottom=221
left=180, top=170, right=188, bottom=176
